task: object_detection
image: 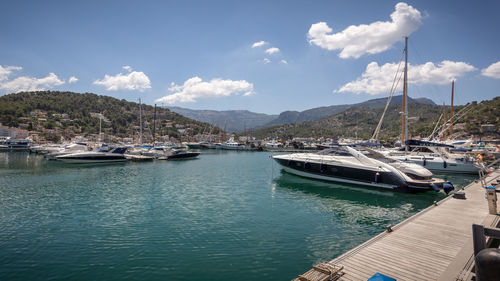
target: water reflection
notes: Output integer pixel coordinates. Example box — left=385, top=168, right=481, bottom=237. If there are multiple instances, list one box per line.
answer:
left=273, top=171, right=446, bottom=205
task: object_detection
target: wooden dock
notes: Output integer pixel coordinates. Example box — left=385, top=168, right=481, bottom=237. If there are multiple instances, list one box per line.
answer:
left=295, top=169, right=500, bottom=281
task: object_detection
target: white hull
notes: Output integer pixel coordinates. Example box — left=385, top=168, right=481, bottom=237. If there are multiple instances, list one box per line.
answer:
left=56, top=158, right=128, bottom=164
left=55, top=150, right=128, bottom=164
left=390, top=157, right=481, bottom=174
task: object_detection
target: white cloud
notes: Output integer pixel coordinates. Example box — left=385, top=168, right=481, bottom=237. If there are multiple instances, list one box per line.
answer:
left=263, top=58, right=271, bottom=64
left=265, top=47, right=280, bottom=55
left=252, top=41, right=268, bottom=48
left=122, top=65, right=132, bottom=72
left=336, top=60, right=476, bottom=95
left=280, top=60, right=288, bottom=64
left=93, top=69, right=151, bottom=91
left=0, top=72, right=64, bottom=92
left=308, top=2, right=422, bottom=59
left=481, top=61, right=500, bottom=79
left=155, top=77, right=254, bottom=104
left=0, top=65, right=22, bottom=81
left=68, top=76, right=78, bottom=83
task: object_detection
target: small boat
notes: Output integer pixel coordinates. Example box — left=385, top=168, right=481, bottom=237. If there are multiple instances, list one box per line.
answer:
left=199, top=142, right=217, bottom=149
left=0, top=138, right=32, bottom=151
left=44, top=142, right=90, bottom=159
left=55, top=147, right=128, bottom=164
left=272, top=146, right=452, bottom=193
left=125, top=154, right=154, bottom=161
left=164, top=149, right=200, bottom=160
left=186, top=142, right=203, bottom=149
left=381, top=140, right=482, bottom=174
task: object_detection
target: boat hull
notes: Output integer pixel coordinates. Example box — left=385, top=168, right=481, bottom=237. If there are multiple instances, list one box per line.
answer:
left=56, top=157, right=128, bottom=164
left=166, top=152, right=200, bottom=160
left=392, top=157, right=481, bottom=174
left=56, top=152, right=128, bottom=164
left=272, top=157, right=425, bottom=193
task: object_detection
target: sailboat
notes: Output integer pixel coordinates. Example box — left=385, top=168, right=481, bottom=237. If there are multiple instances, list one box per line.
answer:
left=377, top=39, right=482, bottom=174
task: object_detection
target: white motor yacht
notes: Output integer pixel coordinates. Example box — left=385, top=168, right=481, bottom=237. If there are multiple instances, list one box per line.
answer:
left=272, top=146, right=451, bottom=193
left=55, top=147, right=128, bottom=164
left=380, top=140, right=482, bottom=174
left=44, top=143, right=90, bottom=159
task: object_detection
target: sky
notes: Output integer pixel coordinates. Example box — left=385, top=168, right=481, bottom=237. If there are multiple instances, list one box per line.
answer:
left=1, top=0, right=499, bottom=114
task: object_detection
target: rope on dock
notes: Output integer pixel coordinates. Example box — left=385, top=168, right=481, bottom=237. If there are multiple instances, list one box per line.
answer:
left=295, top=262, right=344, bottom=281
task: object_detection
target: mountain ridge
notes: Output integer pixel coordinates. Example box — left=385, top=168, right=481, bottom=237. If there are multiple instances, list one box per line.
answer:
left=168, top=95, right=436, bottom=132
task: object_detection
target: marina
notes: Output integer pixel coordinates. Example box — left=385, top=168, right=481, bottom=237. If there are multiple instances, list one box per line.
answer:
left=1, top=2, right=500, bottom=281
left=0, top=150, right=483, bottom=281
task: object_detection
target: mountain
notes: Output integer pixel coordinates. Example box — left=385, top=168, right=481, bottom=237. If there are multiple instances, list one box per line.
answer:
left=0, top=91, right=219, bottom=142
left=264, top=95, right=435, bottom=127
left=252, top=97, right=499, bottom=141
left=168, top=95, right=435, bottom=132
left=167, top=107, right=277, bottom=133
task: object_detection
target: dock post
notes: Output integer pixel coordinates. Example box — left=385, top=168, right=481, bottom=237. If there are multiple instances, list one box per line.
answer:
left=486, top=187, right=497, bottom=215
left=473, top=224, right=486, bottom=257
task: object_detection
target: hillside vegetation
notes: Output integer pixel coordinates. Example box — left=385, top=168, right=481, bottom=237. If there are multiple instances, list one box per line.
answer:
left=0, top=91, right=219, bottom=140
left=252, top=97, right=499, bottom=141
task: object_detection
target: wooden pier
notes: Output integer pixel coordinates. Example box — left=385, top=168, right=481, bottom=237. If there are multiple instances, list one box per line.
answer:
left=295, top=168, right=500, bottom=281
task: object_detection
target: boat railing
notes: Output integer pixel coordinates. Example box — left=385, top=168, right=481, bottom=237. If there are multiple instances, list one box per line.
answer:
left=478, top=159, right=499, bottom=188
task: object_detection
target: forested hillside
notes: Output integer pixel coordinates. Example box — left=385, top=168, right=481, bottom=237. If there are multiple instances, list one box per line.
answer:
left=0, top=91, right=219, bottom=140
left=252, top=97, right=499, bottom=141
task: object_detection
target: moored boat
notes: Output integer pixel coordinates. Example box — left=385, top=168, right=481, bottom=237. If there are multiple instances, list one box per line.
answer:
left=0, top=138, right=32, bottom=152
left=164, top=149, right=200, bottom=160
left=55, top=147, right=128, bottom=164
left=381, top=140, right=482, bottom=174
left=272, top=146, right=452, bottom=193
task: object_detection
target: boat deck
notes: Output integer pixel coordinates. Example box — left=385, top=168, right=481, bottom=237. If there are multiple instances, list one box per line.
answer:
left=294, top=169, right=500, bottom=281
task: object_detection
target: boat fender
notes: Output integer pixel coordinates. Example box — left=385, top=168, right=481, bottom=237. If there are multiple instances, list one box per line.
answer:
left=304, top=162, right=311, bottom=170
left=423, top=158, right=426, bottom=166
left=443, top=161, right=447, bottom=168
left=287, top=160, right=292, bottom=166
left=431, top=183, right=440, bottom=192
left=443, top=182, right=454, bottom=195
left=375, top=172, right=380, bottom=183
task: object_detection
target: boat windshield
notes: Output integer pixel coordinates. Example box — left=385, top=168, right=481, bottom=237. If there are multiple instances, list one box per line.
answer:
left=316, top=147, right=352, bottom=156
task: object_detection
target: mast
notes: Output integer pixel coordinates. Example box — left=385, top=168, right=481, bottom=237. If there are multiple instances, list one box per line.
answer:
left=139, top=98, right=143, bottom=144
left=442, top=102, right=447, bottom=140
left=153, top=104, right=157, bottom=143
left=98, top=113, right=102, bottom=144
left=449, top=80, right=454, bottom=138
left=401, top=36, right=408, bottom=148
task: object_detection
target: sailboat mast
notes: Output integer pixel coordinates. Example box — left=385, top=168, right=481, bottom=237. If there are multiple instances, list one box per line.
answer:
left=450, top=80, right=454, bottom=138
left=153, top=104, right=157, bottom=143
left=442, top=102, right=447, bottom=140
left=401, top=36, right=408, bottom=146
left=99, top=113, right=102, bottom=144
left=139, top=98, right=143, bottom=144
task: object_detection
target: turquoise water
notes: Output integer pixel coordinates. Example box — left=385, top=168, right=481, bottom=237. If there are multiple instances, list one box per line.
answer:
left=0, top=151, right=477, bottom=281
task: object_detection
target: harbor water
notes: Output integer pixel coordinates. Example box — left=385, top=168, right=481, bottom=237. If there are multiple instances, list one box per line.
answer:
left=0, top=151, right=477, bottom=281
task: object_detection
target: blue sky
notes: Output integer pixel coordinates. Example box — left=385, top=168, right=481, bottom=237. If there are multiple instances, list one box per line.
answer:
left=1, top=0, right=499, bottom=114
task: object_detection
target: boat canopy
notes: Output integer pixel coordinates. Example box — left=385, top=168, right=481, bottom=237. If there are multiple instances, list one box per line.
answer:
left=405, top=139, right=454, bottom=148
left=353, top=142, right=383, bottom=147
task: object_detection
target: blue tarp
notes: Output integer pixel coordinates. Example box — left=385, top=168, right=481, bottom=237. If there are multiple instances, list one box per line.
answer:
left=367, top=272, right=397, bottom=281
left=354, top=142, right=383, bottom=147
left=405, top=139, right=454, bottom=148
